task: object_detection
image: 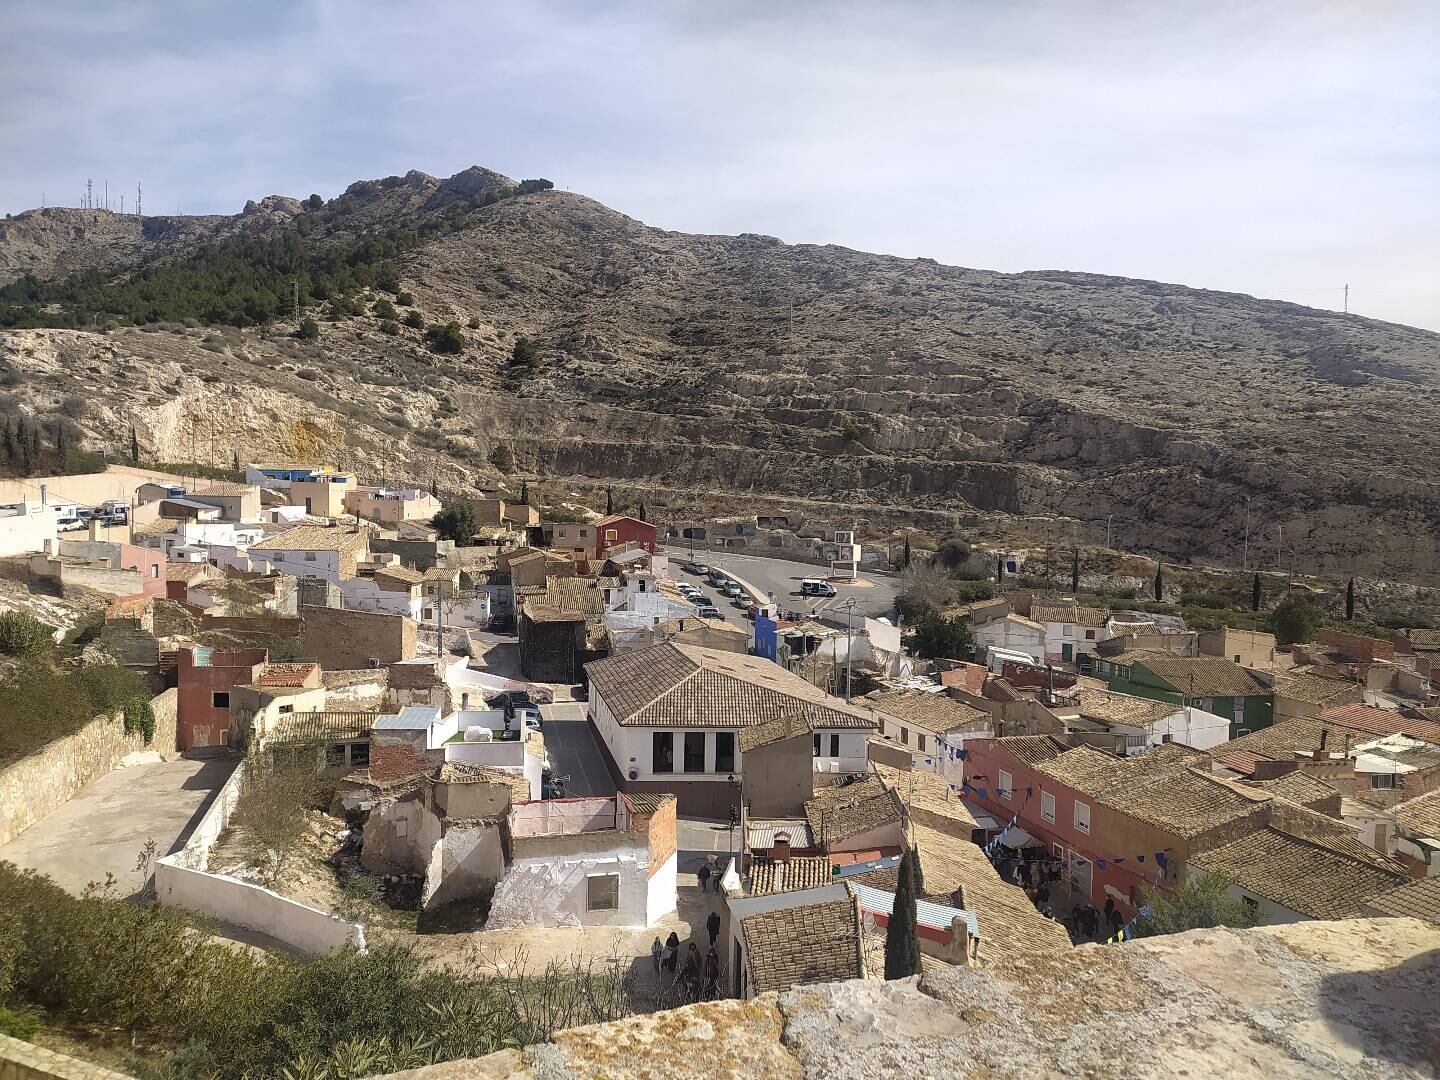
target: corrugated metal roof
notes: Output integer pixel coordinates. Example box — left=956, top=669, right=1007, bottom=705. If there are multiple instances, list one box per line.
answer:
left=373, top=705, right=441, bottom=730
left=746, top=819, right=815, bottom=849
left=851, top=881, right=980, bottom=938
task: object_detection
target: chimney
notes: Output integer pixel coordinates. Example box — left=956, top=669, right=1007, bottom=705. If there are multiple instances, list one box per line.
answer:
left=1045, top=663, right=1055, bottom=704
left=39, top=484, right=47, bottom=505
left=772, top=833, right=791, bottom=864
left=1319, top=728, right=1329, bottom=751
left=951, top=883, right=968, bottom=910
left=88, top=516, right=101, bottom=541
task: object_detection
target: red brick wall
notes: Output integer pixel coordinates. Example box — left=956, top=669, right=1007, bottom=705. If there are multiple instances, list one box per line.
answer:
left=1319, top=630, right=1395, bottom=664
left=369, top=736, right=435, bottom=782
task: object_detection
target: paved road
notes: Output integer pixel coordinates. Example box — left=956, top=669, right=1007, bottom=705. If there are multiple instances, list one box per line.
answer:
left=539, top=704, right=616, bottom=798
left=670, top=551, right=898, bottom=620
left=0, top=755, right=235, bottom=897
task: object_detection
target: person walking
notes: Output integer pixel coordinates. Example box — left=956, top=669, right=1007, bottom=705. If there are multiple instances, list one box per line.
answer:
left=698, top=863, right=712, bottom=893
left=664, top=931, right=680, bottom=974
left=682, top=943, right=702, bottom=1001
left=1103, top=897, right=1115, bottom=926
left=650, top=936, right=663, bottom=975
left=706, top=909, right=721, bottom=948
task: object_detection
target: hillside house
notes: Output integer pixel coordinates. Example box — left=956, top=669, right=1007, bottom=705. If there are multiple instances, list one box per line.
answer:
left=1091, top=650, right=1273, bottom=738
left=343, top=486, right=441, bottom=524
left=176, top=644, right=269, bottom=750
left=288, top=471, right=355, bottom=517
left=973, top=614, right=1046, bottom=665
left=1031, top=602, right=1110, bottom=665
left=248, top=524, right=368, bottom=583
left=187, top=482, right=262, bottom=522
left=725, top=884, right=865, bottom=999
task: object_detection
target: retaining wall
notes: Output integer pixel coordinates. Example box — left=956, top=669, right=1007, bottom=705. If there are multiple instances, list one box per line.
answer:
left=154, top=758, right=365, bottom=953
left=0, top=1034, right=133, bottom=1079
left=0, top=689, right=178, bottom=847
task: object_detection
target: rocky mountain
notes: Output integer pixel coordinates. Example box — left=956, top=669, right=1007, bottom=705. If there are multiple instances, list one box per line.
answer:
left=2, top=166, right=1439, bottom=583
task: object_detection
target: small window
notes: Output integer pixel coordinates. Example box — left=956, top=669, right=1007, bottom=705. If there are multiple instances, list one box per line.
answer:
left=272, top=552, right=284, bottom=561
left=279, top=704, right=294, bottom=714
left=350, top=742, right=369, bottom=765
left=1241, top=895, right=1259, bottom=912
left=1073, top=800, right=1090, bottom=834
left=715, top=731, right=735, bottom=773
left=900, top=727, right=909, bottom=746
left=605, top=529, right=618, bottom=542
left=813, top=733, right=821, bottom=757
left=1085, top=629, right=1095, bottom=640
left=918, top=734, right=927, bottom=752
left=1041, top=791, right=1056, bottom=823
left=998, top=769, right=1013, bottom=800
left=1370, top=774, right=1397, bottom=790
left=212, top=691, right=230, bottom=709
left=587, top=873, right=620, bottom=911
left=829, top=733, right=840, bottom=757
left=305, top=551, right=317, bottom=562
left=653, top=732, right=674, bottom=774
left=684, top=732, right=705, bottom=773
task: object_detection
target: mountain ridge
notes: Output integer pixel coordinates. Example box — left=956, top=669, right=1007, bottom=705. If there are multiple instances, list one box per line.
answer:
left=1, top=165, right=1438, bottom=583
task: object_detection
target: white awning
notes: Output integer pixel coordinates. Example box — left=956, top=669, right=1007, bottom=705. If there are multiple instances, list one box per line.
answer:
left=1001, top=825, right=1041, bottom=848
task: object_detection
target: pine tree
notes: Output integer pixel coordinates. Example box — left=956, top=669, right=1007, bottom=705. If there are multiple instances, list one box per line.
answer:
left=232, top=449, right=240, bottom=472
left=1071, top=548, right=1080, bottom=593
left=1251, top=572, right=1262, bottom=612
left=519, top=481, right=528, bottom=505
left=1153, top=560, right=1164, bottom=602
left=605, top=486, right=613, bottom=515
left=1346, top=577, right=1355, bottom=622
left=884, top=849, right=921, bottom=979
left=2, top=422, right=14, bottom=467
left=55, top=422, right=67, bottom=468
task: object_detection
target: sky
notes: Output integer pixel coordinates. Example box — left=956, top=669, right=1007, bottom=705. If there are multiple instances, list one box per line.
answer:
left=4, top=1, right=1438, bottom=330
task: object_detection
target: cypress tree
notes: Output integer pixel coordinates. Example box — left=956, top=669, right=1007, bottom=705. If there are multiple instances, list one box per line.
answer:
left=637, top=501, right=647, bottom=523
left=1071, top=548, right=1080, bottom=593
left=902, top=534, right=912, bottom=569
left=130, top=427, right=140, bottom=465
left=519, top=481, right=528, bottom=505
left=884, top=848, right=921, bottom=979
left=429, top=477, right=438, bottom=498
left=605, top=486, right=613, bottom=515
left=1345, top=577, right=1355, bottom=622
left=996, top=554, right=1004, bottom=584
left=2, top=422, right=14, bottom=467
left=1251, top=572, right=1261, bottom=612
left=1153, top=560, right=1164, bottom=602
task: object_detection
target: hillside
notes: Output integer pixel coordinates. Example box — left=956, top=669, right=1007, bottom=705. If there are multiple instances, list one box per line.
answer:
left=2, top=166, right=1439, bottom=583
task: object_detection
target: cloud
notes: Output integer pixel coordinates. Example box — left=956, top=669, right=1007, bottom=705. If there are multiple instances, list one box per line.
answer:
left=2, top=0, right=1436, bottom=329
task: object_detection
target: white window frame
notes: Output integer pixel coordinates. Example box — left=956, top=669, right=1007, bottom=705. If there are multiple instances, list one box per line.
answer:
left=1073, top=800, right=1091, bottom=834
left=1370, top=773, right=1397, bottom=790
left=1041, top=791, right=1056, bottom=823
left=998, top=769, right=1013, bottom=800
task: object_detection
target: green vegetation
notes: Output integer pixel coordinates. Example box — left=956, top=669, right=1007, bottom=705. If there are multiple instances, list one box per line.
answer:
left=379, top=319, right=401, bottom=336
left=432, top=503, right=478, bottom=547
left=511, top=336, right=540, bottom=371
left=467, top=316, right=481, bottom=330
left=401, top=310, right=425, bottom=329
left=883, top=850, right=921, bottom=979
left=1135, top=872, right=1262, bottom=937
left=0, top=661, right=149, bottom=767
left=488, top=444, right=514, bottom=473
left=229, top=756, right=328, bottom=887
left=371, top=298, right=397, bottom=320
left=394, top=290, right=415, bottom=306
left=424, top=321, right=466, bottom=355
left=0, top=410, right=106, bottom=478
left=121, top=697, right=156, bottom=745
left=0, top=862, right=644, bottom=1078
left=908, top=613, right=974, bottom=661
left=296, top=317, right=320, bottom=340
left=839, top=419, right=862, bottom=445
left=0, top=612, right=53, bottom=657
left=932, top=537, right=970, bottom=571
left=1271, top=593, right=1324, bottom=646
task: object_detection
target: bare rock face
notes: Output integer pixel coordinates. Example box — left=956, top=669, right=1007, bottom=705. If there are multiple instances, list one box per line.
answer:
left=371, top=918, right=1440, bottom=1078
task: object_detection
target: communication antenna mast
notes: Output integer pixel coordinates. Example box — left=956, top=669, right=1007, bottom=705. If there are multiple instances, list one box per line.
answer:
left=120, top=196, right=125, bottom=214
left=86, top=179, right=92, bottom=209
left=104, top=180, right=108, bottom=211
left=293, top=280, right=301, bottom=327
left=1343, top=283, right=1349, bottom=314
left=136, top=182, right=142, bottom=218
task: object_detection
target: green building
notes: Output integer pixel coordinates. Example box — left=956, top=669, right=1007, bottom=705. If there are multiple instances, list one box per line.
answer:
left=1089, top=650, right=1274, bottom=739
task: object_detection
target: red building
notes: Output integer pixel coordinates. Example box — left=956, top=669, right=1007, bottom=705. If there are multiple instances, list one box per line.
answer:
left=592, top=514, right=657, bottom=559
left=176, top=645, right=268, bottom=750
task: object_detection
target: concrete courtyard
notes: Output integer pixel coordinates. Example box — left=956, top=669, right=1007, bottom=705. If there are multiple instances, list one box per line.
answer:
left=0, top=754, right=235, bottom=897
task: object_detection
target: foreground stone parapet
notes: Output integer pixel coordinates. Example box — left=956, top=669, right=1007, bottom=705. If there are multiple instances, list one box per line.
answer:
left=372, top=918, right=1440, bottom=1078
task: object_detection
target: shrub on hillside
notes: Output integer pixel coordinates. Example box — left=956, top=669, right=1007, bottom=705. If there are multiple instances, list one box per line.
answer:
left=0, top=612, right=52, bottom=657
left=402, top=311, right=424, bottom=329
left=424, top=321, right=466, bottom=355
left=372, top=298, right=397, bottom=320
left=296, top=318, right=320, bottom=341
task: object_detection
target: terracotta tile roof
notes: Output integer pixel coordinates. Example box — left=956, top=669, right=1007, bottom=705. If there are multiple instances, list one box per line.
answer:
left=1392, top=789, right=1440, bottom=837
left=136, top=519, right=179, bottom=536
left=998, top=613, right=1044, bottom=632
left=1404, top=628, right=1440, bottom=650
left=375, top=566, right=425, bottom=585
left=1320, top=703, right=1440, bottom=742
left=432, top=762, right=532, bottom=803
left=1034, top=745, right=1130, bottom=794
left=991, top=734, right=1072, bottom=766
left=741, top=893, right=863, bottom=994
left=654, top=616, right=749, bottom=638
left=1273, top=673, right=1363, bottom=706
left=738, top=712, right=814, bottom=753
left=1366, top=876, right=1440, bottom=922
left=873, top=764, right=978, bottom=836
left=1098, top=768, right=1266, bottom=839
left=251, top=525, right=367, bottom=553
left=1030, top=602, right=1107, bottom=627
left=1107, top=652, right=1268, bottom=698
left=256, top=662, right=319, bottom=688
left=264, top=710, right=376, bottom=747
left=1072, top=688, right=1174, bottom=729
left=748, top=857, right=835, bottom=895
left=165, top=562, right=208, bottom=582
left=1210, top=717, right=1363, bottom=761
left=1241, top=771, right=1340, bottom=808
left=190, top=482, right=258, bottom=497
left=622, top=792, right=676, bottom=815
left=1191, top=827, right=1407, bottom=919
left=907, top=822, right=1072, bottom=959
left=585, top=643, right=878, bottom=730
left=863, top=688, right=990, bottom=734
left=805, top=779, right=904, bottom=845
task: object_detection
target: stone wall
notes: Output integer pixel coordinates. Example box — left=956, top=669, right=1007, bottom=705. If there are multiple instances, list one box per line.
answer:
left=301, top=606, right=416, bottom=669
left=0, top=1034, right=134, bottom=1079
left=0, top=689, right=178, bottom=847
left=373, top=917, right=1440, bottom=1079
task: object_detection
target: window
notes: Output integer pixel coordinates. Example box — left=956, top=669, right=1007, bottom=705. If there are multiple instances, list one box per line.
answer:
left=715, top=731, right=735, bottom=773
left=1041, top=791, right=1056, bottom=823
left=1073, top=800, right=1091, bottom=834
left=1085, top=629, right=1096, bottom=640
left=652, top=732, right=673, bottom=773
left=998, top=769, right=1013, bottom=800
left=684, top=732, right=706, bottom=773
left=1198, top=697, right=1214, bottom=713
left=586, top=873, right=620, bottom=911
left=918, top=735, right=927, bottom=752
left=1371, top=774, right=1397, bottom=790
left=212, top=691, right=230, bottom=709
left=1062, top=623, right=1073, bottom=636
left=350, top=742, right=369, bottom=766
left=151, top=564, right=160, bottom=578
left=813, top=734, right=822, bottom=757
left=1234, top=697, right=1245, bottom=725
left=272, top=551, right=284, bottom=561
left=305, top=551, right=317, bottom=562
left=605, top=529, right=618, bottom=542
left=279, top=704, right=294, bottom=714
left=1241, top=895, right=1259, bottom=912
left=830, top=733, right=840, bottom=758
left=900, top=727, right=909, bottom=746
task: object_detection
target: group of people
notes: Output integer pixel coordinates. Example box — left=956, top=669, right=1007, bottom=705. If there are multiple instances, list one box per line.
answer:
left=651, top=928, right=722, bottom=1001
left=1067, top=898, right=1126, bottom=942
left=989, top=842, right=1126, bottom=942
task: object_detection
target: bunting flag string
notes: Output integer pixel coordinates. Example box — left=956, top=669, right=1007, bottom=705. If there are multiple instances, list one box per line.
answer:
left=1106, top=904, right=1152, bottom=944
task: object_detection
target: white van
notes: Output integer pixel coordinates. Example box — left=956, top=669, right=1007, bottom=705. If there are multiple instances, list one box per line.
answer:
left=800, top=579, right=837, bottom=597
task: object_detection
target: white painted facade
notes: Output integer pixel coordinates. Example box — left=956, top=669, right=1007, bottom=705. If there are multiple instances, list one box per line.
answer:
left=249, top=545, right=343, bottom=583
left=1041, top=619, right=1109, bottom=664
left=340, top=576, right=424, bottom=619
left=1114, top=706, right=1231, bottom=755
left=973, top=615, right=1046, bottom=665
left=138, top=521, right=267, bottom=560
left=0, top=501, right=59, bottom=558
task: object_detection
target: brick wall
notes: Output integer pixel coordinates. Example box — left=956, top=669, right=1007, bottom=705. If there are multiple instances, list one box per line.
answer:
left=301, top=606, right=416, bottom=669
left=369, top=734, right=435, bottom=782
left=1319, top=630, right=1395, bottom=664
left=643, top=797, right=678, bottom=878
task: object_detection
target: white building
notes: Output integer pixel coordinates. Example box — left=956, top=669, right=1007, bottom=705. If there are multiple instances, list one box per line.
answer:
left=247, top=524, right=368, bottom=583
left=584, top=643, right=878, bottom=818
left=973, top=614, right=1046, bottom=665
left=1030, top=601, right=1111, bottom=665
left=0, top=501, right=58, bottom=558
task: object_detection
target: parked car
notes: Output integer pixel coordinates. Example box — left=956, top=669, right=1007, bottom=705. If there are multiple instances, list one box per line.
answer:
left=721, top=582, right=743, bottom=598
left=800, top=578, right=838, bottom=597
left=695, top=604, right=722, bottom=619
left=684, top=562, right=708, bottom=575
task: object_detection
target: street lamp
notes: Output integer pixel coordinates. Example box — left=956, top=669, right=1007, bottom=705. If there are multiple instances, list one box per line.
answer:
left=727, top=772, right=741, bottom=857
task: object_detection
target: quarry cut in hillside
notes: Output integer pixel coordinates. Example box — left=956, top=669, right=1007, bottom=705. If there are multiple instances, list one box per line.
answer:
left=2, top=166, right=1439, bottom=582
